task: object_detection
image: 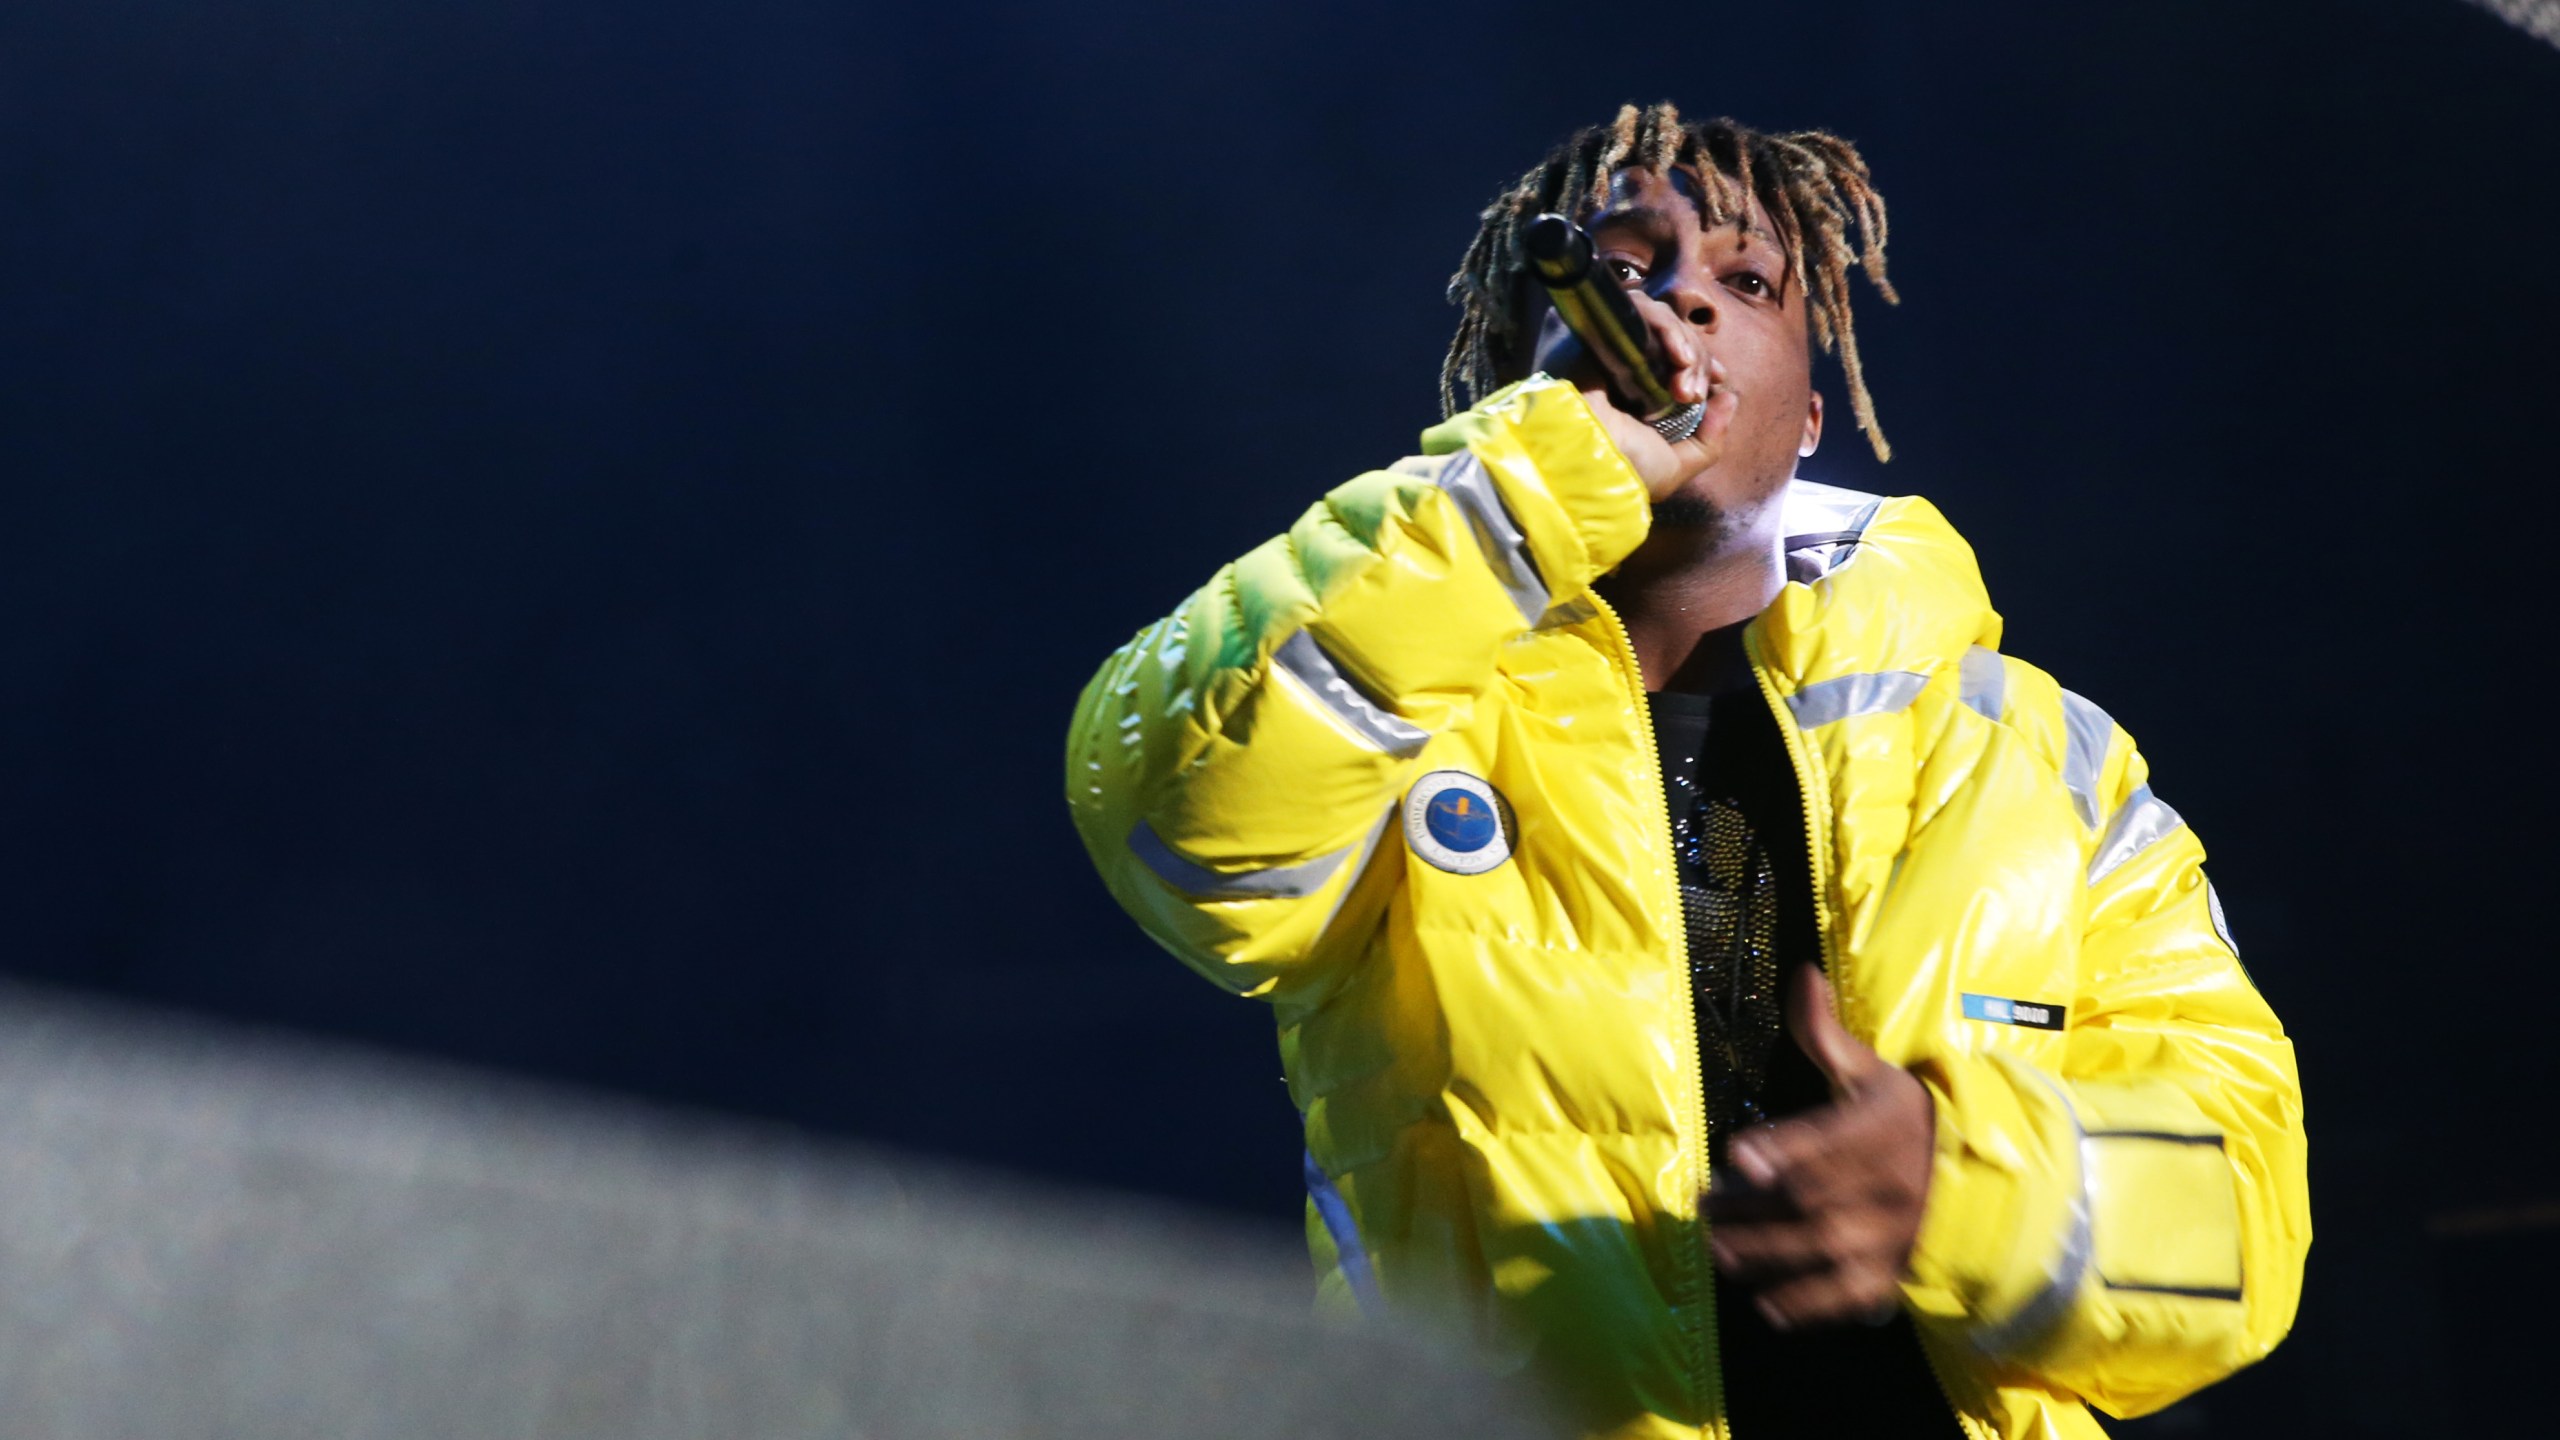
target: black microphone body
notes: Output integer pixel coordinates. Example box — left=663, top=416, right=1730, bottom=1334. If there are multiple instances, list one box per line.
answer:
left=1520, top=213, right=1687, bottom=424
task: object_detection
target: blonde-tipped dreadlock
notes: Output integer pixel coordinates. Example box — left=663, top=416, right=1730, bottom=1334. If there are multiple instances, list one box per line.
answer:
left=1442, top=102, right=1899, bottom=461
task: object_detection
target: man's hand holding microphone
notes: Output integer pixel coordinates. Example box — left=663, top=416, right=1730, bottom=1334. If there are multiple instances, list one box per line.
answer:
left=1520, top=213, right=1740, bottom=501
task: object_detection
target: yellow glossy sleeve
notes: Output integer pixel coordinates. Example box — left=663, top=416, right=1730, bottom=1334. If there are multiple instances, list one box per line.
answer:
left=1903, top=674, right=2310, bottom=1418
left=1062, top=377, right=1649, bottom=1002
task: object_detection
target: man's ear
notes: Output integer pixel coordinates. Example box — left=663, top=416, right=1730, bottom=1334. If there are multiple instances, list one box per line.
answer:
left=1798, top=390, right=1825, bottom=459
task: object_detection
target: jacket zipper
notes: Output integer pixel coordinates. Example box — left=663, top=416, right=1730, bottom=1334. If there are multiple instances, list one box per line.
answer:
left=1588, top=593, right=1729, bottom=1440
left=1744, top=636, right=1992, bottom=1440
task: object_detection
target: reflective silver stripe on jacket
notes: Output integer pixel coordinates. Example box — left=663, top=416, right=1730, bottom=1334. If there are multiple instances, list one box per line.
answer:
left=1959, top=646, right=2006, bottom=721
left=1786, top=670, right=1930, bottom=729
left=1435, top=452, right=1550, bottom=625
left=1303, top=1152, right=1383, bottom=1316
left=1535, top=596, right=1598, bottom=631
left=1272, top=631, right=1429, bottom=758
left=2209, top=883, right=2239, bottom=958
left=2059, top=690, right=2115, bottom=829
left=1778, top=480, right=1886, bottom=582
left=1972, top=1071, right=2094, bottom=1359
left=1302, top=803, right=1398, bottom=941
left=2088, top=784, right=2186, bottom=884
left=1126, top=819, right=1354, bottom=901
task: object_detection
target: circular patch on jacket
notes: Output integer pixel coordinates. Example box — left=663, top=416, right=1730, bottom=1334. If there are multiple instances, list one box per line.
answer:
left=1403, top=770, right=1515, bottom=875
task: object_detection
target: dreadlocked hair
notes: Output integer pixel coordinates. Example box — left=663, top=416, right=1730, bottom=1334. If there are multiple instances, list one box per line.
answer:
left=1441, top=102, right=1899, bottom=461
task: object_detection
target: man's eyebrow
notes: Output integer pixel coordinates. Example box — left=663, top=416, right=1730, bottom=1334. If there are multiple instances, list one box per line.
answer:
left=1589, top=199, right=1780, bottom=247
left=1586, top=203, right=1682, bottom=236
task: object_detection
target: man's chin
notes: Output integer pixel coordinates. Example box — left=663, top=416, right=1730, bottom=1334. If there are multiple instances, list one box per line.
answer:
left=1650, top=492, right=1731, bottom=534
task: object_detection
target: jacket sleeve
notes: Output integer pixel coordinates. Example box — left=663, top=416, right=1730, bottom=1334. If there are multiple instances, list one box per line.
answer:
left=1063, top=377, right=1650, bottom=1002
left=1900, top=667, right=2311, bottom=1419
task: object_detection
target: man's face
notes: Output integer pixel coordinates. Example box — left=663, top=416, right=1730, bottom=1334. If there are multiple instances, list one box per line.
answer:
left=1530, top=166, right=1824, bottom=531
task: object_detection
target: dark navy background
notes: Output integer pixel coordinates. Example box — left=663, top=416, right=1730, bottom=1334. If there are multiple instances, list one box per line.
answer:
left=5, top=1, right=2555, bottom=1430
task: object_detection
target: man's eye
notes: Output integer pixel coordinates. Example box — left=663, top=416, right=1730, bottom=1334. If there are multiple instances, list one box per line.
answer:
left=1727, top=271, right=1774, bottom=298
left=1604, top=257, right=1647, bottom=286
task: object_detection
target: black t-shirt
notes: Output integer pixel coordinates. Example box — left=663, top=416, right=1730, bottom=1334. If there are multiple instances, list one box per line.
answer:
left=1646, top=621, right=1961, bottom=1440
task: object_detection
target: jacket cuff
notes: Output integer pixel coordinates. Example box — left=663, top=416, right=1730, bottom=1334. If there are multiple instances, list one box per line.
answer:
left=1901, top=1050, right=2090, bottom=1352
left=1418, top=377, right=1651, bottom=598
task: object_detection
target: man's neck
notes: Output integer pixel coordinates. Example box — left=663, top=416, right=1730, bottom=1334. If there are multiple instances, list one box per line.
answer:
left=1597, top=525, right=1787, bottom=693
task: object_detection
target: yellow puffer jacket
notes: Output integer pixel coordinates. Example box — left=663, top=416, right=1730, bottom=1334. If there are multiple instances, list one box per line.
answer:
left=1064, top=376, right=2309, bottom=1439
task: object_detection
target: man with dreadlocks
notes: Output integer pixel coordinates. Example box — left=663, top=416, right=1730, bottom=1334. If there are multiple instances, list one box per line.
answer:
left=1066, top=102, right=2307, bottom=1439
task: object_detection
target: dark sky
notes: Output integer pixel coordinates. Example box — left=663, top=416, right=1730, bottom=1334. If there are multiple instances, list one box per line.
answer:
left=4, top=0, right=2556, bottom=1431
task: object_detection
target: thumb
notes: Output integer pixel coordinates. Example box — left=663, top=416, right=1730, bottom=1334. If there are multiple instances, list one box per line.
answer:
left=1784, top=963, right=1876, bottom=1096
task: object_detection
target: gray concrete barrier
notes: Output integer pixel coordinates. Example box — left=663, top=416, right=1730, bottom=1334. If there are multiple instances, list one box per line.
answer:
left=0, top=985, right=1557, bottom=1440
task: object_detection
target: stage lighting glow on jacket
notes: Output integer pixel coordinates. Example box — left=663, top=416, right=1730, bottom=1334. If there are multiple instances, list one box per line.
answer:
left=1063, top=375, right=2310, bottom=1440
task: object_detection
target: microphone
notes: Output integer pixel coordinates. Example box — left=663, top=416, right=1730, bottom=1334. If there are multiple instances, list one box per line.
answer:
left=1521, top=214, right=1706, bottom=443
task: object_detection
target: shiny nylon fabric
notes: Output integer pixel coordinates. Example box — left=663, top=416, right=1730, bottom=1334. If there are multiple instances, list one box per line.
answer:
left=1065, top=378, right=2309, bottom=1440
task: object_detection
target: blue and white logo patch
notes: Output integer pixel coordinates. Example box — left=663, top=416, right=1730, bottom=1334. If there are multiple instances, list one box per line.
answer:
left=1961, top=993, right=2066, bottom=1031
left=1403, top=770, right=1515, bottom=875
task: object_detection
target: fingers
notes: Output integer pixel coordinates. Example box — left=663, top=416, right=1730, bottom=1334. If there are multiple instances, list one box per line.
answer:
left=1708, top=1173, right=1908, bottom=1330
left=1702, top=1001, right=1937, bottom=1332
left=1712, top=1208, right=1908, bottom=1281
left=1557, top=287, right=1709, bottom=416
left=1731, top=1096, right=1858, bottom=1189
left=1702, top=1163, right=1796, bottom=1224
left=1730, top=1098, right=1930, bottom=1216
left=1709, top=1166, right=1908, bottom=1330
left=1728, top=1111, right=1865, bottom=1213
left=1751, top=1260, right=1904, bottom=1332
left=1634, top=291, right=1707, bottom=405
left=1626, top=290, right=1711, bottom=407
left=1704, top=1073, right=1937, bottom=1332
left=1708, top=1215, right=1829, bottom=1278
left=1538, top=289, right=1726, bottom=498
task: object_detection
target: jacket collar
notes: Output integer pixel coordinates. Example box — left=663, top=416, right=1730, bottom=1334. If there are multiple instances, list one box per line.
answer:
left=1751, top=480, right=2004, bottom=691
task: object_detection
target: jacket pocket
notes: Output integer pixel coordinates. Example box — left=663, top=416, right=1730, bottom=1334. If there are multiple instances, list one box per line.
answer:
left=2087, top=1131, right=2242, bottom=1298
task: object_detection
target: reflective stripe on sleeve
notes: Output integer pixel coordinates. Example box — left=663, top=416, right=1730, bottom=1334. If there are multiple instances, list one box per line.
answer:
left=1304, top=1152, right=1384, bottom=1316
left=1272, top=631, right=1429, bottom=758
left=1785, top=670, right=1930, bottom=729
left=2059, top=690, right=2115, bottom=829
left=2087, top=784, right=2187, bottom=885
left=2208, top=882, right=2239, bottom=958
left=1126, top=819, right=1355, bottom=901
left=1972, top=1071, right=2095, bottom=1359
left=1959, top=645, right=2006, bottom=721
left=1435, top=452, right=1552, bottom=625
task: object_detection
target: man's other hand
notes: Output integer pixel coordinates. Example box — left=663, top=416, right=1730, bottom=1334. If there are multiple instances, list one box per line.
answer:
left=1704, top=964, right=1935, bottom=1331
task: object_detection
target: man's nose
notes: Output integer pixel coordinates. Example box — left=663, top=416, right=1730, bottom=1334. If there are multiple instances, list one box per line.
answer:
left=1659, top=263, right=1718, bottom=332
